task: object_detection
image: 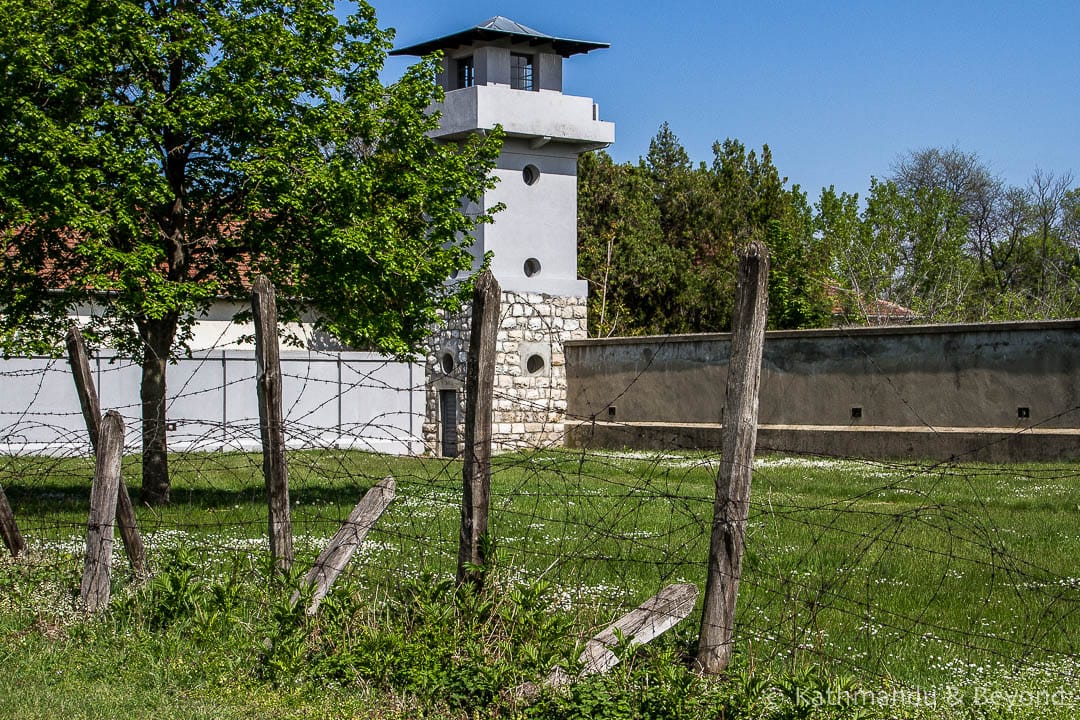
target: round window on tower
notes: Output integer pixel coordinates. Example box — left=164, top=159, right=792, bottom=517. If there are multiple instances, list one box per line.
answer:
left=523, top=257, right=541, bottom=277
left=522, top=164, right=540, bottom=186
left=519, top=343, right=550, bottom=377
left=526, top=354, right=546, bottom=375
left=440, top=353, right=454, bottom=374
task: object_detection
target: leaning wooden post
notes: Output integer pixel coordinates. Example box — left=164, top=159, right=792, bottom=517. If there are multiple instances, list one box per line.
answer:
left=577, top=583, right=698, bottom=677
left=697, top=239, right=769, bottom=674
left=457, top=270, right=500, bottom=589
left=513, top=583, right=699, bottom=700
left=0, top=483, right=24, bottom=557
left=80, top=410, right=124, bottom=613
left=66, top=323, right=102, bottom=450
left=253, top=275, right=293, bottom=573
left=291, top=476, right=395, bottom=615
left=66, top=324, right=146, bottom=576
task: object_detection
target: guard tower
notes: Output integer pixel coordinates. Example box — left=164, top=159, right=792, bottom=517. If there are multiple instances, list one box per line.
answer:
left=391, top=17, right=614, bottom=454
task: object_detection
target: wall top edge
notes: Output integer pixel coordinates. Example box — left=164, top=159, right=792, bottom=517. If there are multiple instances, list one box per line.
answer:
left=564, top=419, right=1080, bottom=435
left=7, top=349, right=414, bottom=363
left=565, top=318, right=1080, bottom=348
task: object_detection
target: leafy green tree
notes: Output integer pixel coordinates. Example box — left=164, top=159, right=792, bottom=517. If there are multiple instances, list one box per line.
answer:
left=887, top=147, right=1080, bottom=320
left=579, top=126, right=834, bottom=336
left=644, top=122, right=697, bottom=251
left=644, top=126, right=733, bottom=332
left=707, top=139, right=831, bottom=330
left=896, top=184, right=973, bottom=321
left=578, top=151, right=677, bottom=336
left=765, top=221, right=832, bottom=330
left=0, top=0, right=500, bottom=503
left=1063, top=188, right=1080, bottom=249
left=814, top=186, right=862, bottom=321
left=709, top=139, right=788, bottom=242
left=816, top=182, right=906, bottom=323
left=819, top=179, right=973, bottom=323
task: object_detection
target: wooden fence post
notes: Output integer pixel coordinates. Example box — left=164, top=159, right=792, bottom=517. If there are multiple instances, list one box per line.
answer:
left=697, top=239, right=769, bottom=674
left=252, top=275, right=293, bottom=573
left=0, top=483, right=24, bottom=557
left=80, top=410, right=124, bottom=613
left=291, top=476, right=395, bottom=615
left=66, top=324, right=146, bottom=576
left=457, top=270, right=500, bottom=589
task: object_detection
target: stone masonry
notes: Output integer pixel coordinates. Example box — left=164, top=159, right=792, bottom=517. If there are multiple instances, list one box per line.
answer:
left=424, top=290, right=588, bottom=455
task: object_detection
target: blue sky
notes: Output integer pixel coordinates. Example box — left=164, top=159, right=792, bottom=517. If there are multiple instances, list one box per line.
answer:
left=368, top=0, right=1080, bottom=202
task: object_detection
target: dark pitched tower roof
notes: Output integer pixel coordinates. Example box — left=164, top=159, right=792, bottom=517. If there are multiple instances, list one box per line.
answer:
left=390, top=15, right=609, bottom=58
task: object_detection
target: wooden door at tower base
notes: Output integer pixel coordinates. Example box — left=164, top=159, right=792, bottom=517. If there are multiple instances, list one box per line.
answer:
left=439, top=389, right=459, bottom=457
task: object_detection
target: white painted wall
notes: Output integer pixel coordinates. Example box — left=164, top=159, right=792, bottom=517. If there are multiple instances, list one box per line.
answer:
left=183, top=301, right=343, bottom=352
left=483, top=139, right=586, bottom=296
left=433, top=84, right=614, bottom=146
left=0, top=350, right=423, bottom=456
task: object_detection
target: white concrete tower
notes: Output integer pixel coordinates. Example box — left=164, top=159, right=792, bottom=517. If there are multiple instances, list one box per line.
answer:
left=391, top=17, right=614, bottom=455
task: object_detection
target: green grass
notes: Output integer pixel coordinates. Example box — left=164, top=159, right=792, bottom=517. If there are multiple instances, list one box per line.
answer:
left=0, top=448, right=1078, bottom=718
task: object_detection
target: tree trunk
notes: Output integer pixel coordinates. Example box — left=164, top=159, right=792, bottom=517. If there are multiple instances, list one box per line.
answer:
left=138, top=317, right=176, bottom=505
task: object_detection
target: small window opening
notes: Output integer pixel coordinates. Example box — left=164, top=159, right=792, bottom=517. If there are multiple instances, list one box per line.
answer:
left=510, top=53, right=534, bottom=91
left=607, top=406, right=617, bottom=418
left=522, top=164, right=540, bottom=186
left=850, top=407, right=863, bottom=419
left=456, top=56, right=474, bottom=89
left=526, top=354, right=545, bottom=374
left=523, top=257, right=541, bottom=277
left=440, top=353, right=454, bottom=374
left=1017, top=407, right=1030, bottom=419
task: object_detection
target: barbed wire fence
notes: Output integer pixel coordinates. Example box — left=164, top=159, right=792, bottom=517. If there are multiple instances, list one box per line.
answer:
left=0, top=282, right=1077, bottom=701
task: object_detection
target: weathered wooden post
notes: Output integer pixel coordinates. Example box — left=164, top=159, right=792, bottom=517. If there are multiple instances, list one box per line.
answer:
left=576, top=583, right=698, bottom=677
left=292, top=476, right=395, bottom=615
left=66, top=323, right=102, bottom=450
left=252, top=275, right=293, bottom=573
left=0, top=483, right=24, bottom=557
left=697, top=239, right=769, bottom=674
left=66, top=324, right=146, bottom=576
left=80, top=410, right=125, bottom=612
left=457, top=270, right=500, bottom=589
left=514, top=583, right=698, bottom=699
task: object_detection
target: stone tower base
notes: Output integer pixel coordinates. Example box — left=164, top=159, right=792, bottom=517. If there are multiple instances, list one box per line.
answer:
left=424, top=290, right=587, bottom=455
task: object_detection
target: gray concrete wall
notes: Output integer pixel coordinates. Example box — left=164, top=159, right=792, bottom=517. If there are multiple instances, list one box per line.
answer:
left=565, top=321, right=1080, bottom=462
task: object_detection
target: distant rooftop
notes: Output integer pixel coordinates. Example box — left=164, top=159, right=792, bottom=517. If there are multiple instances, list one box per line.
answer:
left=390, top=16, right=609, bottom=58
